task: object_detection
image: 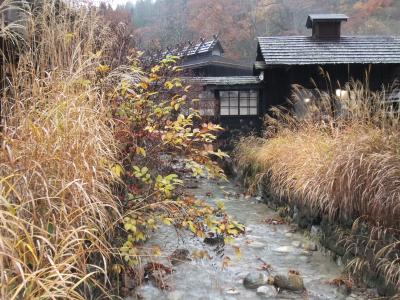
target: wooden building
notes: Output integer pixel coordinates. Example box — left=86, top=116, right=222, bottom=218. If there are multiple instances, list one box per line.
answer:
left=183, top=15, right=400, bottom=131
left=254, top=14, right=400, bottom=114
left=189, top=76, right=262, bottom=130
left=179, top=38, right=252, bottom=77
left=179, top=38, right=262, bottom=131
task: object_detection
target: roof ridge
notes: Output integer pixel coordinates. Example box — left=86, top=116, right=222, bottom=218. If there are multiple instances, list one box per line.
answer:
left=258, top=35, right=400, bottom=39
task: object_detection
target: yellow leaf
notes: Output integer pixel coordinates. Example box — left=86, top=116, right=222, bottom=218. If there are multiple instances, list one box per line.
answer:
left=188, top=221, right=196, bottom=233
left=164, top=81, right=174, bottom=90
left=139, top=82, right=149, bottom=90
left=111, top=164, right=124, bottom=178
left=216, top=200, right=225, bottom=210
left=162, top=217, right=173, bottom=226
left=227, top=228, right=239, bottom=235
left=136, top=147, right=146, bottom=157
left=152, top=246, right=162, bottom=256
left=112, top=264, right=123, bottom=274
left=96, top=64, right=110, bottom=73
left=233, top=246, right=242, bottom=259
left=196, top=230, right=206, bottom=239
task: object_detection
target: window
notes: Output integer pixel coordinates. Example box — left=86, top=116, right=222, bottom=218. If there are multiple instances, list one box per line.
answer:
left=385, top=89, right=400, bottom=113
left=198, top=90, right=216, bottom=116
left=220, top=90, right=258, bottom=116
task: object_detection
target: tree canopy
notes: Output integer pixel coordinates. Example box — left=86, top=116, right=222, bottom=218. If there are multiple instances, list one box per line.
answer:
left=113, top=0, right=400, bottom=61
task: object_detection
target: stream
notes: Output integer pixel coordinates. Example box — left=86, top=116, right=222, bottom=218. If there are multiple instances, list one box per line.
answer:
left=132, top=176, right=370, bottom=300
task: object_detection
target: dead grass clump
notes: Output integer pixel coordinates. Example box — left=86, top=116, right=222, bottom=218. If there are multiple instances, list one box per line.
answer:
left=0, top=0, right=121, bottom=298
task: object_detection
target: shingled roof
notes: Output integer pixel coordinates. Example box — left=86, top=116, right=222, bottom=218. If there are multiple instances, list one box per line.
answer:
left=182, top=55, right=252, bottom=70
left=187, top=76, right=260, bottom=86
left=256, top=36, right=400, bottom=66
left=184, top=39, right=223, bottom=56
left=164, top=37, right=224, bottom=58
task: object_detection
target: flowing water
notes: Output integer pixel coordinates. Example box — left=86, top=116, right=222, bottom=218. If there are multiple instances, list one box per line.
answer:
left=134, top=177, right=368, bottom=300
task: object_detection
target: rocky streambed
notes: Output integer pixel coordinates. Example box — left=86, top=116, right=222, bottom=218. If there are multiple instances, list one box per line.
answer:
left=128, top=177, right=376, bottom=300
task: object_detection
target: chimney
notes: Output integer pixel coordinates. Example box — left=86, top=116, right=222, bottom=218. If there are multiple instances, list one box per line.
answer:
left=306, top=14, right=348, bottom=39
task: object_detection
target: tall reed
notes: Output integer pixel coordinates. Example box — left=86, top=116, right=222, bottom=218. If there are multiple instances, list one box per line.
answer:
left=0, top=1, right=121, bottom=298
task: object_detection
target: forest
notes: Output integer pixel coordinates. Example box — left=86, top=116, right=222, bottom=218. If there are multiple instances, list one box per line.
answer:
left=116, top=0, right=400, bottom=61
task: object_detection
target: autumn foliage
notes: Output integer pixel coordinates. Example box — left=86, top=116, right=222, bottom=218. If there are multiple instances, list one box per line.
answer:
left=122, top=0, right=400, bottom=60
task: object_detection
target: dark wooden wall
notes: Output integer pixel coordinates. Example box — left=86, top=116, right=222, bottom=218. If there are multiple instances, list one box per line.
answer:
left=191, top=65, right=253, bottom=77
left=261, top=63, right=400, bottom=111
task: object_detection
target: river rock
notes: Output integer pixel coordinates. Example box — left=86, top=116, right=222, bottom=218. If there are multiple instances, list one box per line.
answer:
left=310, top=225, right=322, bottom=237
left=299, top=250, right=313, bottom=257
left=248, top=241, right=266, bottom=249
left=336, top=256, right=343, bottom=267
left=337, top=284, right=352, bottom=296
left=204, top=233, right=224, bottom=245
left=225, top=288, right=240, bottom=295
left=256, top=285, right=276, bottom=297
left=245, top=226, right=254, bottom=233
left=169, top=249, right=190, bottom=265
left=298, top=255, right=311, bottom=263
left=243, top=272, right=266, bottom=289
left=291, top=241, right=301, bottom=248
left=268, top=273, right=305, bottom=292
left=302, top=241, right=318, bottom=251
left=273, top=246, right=296, bottom=253
left=345, top=294, right=363, bottom=300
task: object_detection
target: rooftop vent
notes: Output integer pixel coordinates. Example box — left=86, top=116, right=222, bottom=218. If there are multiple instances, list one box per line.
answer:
left=306, top=14, right=348, bottom=39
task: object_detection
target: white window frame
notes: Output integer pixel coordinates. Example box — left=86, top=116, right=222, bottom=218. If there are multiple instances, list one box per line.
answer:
left=219, top=90, right=258, bottom=116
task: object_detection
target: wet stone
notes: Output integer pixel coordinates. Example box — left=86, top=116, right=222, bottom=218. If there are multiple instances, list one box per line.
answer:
left=298, top=255, right=311, bottom=263
left=273, top=245, right=296, bottom=253
left=302, top=241, right=318, bottom=251
left=336, top=256, right=343, bottom=267
left=299, top=250, right=313, bottom=257
left=248, top=241, right=266, bottom=249
left=270, top=273, right=305, bottom=292
left=169, top=249, right=191, bottom=265
left=256, top=285, right=276, bottom=297
left=337, top=284, right=352, bottom=296
left=311, top=225, right=322, bottom=237
left=225, top=288, right=240, bottom=295
left=243, top=272, right=266, bottom=289
left=291, top=241, right=301, bottom=248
